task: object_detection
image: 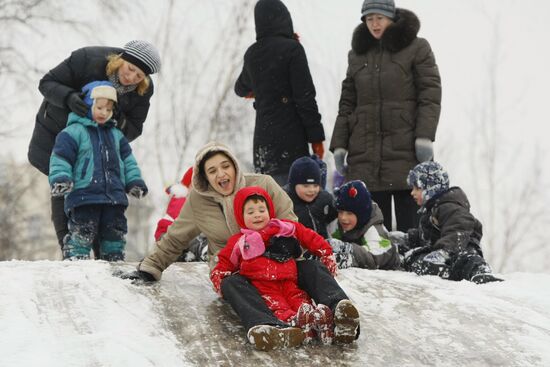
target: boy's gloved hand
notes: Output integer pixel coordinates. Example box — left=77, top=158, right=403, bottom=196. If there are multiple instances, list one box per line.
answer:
left=415, top=138, right=433, bottom=162
left=66, top=92, right=88, bottom=116
left=311, top=141, right=325, bottom=160
left=333, top=148, right=348, bottom=175
left=320, top=253, right=338, bottom=276
left=51, top=180, right=74, bottom=197
left=210, top=269, right=232, bottom=296
left=128, top=183, right=148, bottom=199
left=387, top=231, right=410, bottom=255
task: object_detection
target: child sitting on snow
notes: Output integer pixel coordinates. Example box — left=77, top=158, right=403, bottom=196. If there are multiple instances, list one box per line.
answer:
left=49, top=81, right=147, bottom=261
left=284, top=156, right=337, bottom=239
left=399, top=161, right=502, bottom=284
left=154, top=167, right=207, bottom=262
left=329, top=180, right=400, bottom=270
left=210, top=186, right=338, bottom=345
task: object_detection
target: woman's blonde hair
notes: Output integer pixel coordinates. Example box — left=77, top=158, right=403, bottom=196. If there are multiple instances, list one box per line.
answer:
left=106, top=54, right=150, bottom=96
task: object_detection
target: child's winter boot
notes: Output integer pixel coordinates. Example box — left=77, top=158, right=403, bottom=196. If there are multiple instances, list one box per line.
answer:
left=470, top=264, right=503, bottom=284
left=314, top=304, right=335, bottom=345
left=333, top=299, right=360, bottom=344
left=294, top=303, right=317, bottom=344
left=247, top=325, right=305, bottom=351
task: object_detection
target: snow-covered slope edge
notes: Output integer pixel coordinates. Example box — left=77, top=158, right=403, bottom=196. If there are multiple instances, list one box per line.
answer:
left=0, top=261, right=548, bottom=367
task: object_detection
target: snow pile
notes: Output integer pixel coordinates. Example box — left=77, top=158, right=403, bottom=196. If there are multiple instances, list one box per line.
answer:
left=1, top=261, right=549, bottom=367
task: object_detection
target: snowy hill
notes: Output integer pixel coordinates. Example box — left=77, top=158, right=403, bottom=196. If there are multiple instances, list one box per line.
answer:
left=1, top=261, right=549, bottom=367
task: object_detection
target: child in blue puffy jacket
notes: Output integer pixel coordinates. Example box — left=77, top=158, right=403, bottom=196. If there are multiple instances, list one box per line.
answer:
left=48, top=81, right=147, bottom=261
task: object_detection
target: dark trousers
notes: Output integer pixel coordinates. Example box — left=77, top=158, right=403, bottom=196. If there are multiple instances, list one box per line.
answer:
left=220, top=259, right=349, bottom=331
left=51, top=195, right=69, bottom=249
left=64, top=204, right=127, bottom=260
left=407, top=247, right=489, bottom=281
left=51, top=195, right=101, bottom=258
left=371, top=190, right=419, bottom=232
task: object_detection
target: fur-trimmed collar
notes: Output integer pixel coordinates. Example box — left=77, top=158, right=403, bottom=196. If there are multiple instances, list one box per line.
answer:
left=351, top=8, right=420, bottom=54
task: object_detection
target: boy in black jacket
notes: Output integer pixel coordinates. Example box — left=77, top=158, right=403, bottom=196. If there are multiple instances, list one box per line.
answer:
left=400, top=161, right=502, bottom=284
left=284, top=156, right=337, bottom=239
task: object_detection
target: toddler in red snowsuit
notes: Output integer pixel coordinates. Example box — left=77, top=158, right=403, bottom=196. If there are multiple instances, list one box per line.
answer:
left=211, top=186, right=338, bottom=344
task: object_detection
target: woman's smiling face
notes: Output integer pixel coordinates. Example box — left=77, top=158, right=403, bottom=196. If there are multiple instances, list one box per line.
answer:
left=203, top=153, right=236, bottom=196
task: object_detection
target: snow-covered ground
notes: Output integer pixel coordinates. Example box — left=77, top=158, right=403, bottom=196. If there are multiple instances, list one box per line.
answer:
left=1, top=261, right=549, bottom=367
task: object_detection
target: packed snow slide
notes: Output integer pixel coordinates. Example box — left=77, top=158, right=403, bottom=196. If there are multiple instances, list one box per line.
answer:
left=0, top=261, right=549, bottom=366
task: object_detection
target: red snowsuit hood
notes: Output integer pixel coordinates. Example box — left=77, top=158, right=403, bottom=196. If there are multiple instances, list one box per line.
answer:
left=233, top=186, right=276, bottom=229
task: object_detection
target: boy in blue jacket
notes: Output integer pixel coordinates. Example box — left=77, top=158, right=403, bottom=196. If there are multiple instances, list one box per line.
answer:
left=49, top=81, right=147, bottom=261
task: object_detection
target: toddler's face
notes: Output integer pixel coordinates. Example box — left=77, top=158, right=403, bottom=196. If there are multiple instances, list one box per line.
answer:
left=92, top=98, right=114, bottom=125
left=243, top=199, right=270, bottom=231
left=338, top=210, right=357, bottom=232
left=295, top=183, right=320, bottom=203
left=411, top=186, right=423, bottom=206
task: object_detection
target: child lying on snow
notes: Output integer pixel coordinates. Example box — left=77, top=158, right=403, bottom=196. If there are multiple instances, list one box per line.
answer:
left=393, top=161, right=502, bottom=284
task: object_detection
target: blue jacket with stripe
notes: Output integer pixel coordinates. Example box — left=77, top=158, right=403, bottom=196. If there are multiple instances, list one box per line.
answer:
left=49, top=112, right=145, bottom=212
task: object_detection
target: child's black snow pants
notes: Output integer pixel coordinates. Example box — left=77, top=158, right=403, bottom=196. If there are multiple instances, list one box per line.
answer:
left=63, top=204, right=127, bottom=261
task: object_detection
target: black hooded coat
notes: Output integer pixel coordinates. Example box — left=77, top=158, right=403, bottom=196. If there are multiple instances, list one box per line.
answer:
left=235, top=0, right=325, bottom=176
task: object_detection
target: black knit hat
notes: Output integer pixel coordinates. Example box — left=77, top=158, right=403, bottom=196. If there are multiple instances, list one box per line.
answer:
left=288, top=156, right=321, bottom=189
left=335, top=180, right=372, bottom=229
left=121, top=40, right=161, bottom=75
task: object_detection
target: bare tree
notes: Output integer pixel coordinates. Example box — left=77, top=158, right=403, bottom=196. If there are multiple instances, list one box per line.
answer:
left=0, top=158, right=57, bottom=260
left=466, top=15, right=549, bottom=272
left=149, top=0, right=255, bottom=185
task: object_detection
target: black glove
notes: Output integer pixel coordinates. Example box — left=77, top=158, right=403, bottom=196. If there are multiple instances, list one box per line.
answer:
left=129, top=185, right=148, bottom=199
left=51, top=181, right=74, bottom=197
left=66, top=92, right=88, bottom=116
left=115, top=270, right=156, bottom=284
left=407, top=228, right=422, bottom=248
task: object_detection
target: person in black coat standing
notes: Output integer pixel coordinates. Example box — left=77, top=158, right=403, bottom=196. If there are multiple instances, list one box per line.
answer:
left=235, top=0, right=326, bottom=186
left=28, top=40, right=161, bottom=257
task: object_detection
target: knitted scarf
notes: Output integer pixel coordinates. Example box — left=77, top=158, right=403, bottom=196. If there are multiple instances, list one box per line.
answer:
left=229, top=219, right=295, bottom=266
left=108, top=73, right=137, bottom=94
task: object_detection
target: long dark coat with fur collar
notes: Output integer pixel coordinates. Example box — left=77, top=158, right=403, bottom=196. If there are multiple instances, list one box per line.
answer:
left=330, top=9, right=441, bottom=192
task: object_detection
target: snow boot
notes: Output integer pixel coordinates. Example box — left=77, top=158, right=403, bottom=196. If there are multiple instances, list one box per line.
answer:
left=294, top=303, right=317, bottom=344
left=469, top=263, right=503, bottom=284
left=333, top=300, right=360, bottom=344
left=314, top=304, right=334, bottom=345
left=247, top=325, right=305, bottom=351
left=471, top=273, right=503, bottom=284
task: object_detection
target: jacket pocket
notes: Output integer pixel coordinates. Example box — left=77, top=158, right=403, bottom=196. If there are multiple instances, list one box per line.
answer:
left=80, top=157, right=90, bottom=180
left=347, top=112, right=366, bottom=156
left=390, top=109, right=414, bottom=151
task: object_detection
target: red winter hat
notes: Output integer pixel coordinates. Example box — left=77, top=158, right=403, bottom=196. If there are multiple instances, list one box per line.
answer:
left=181, top=167, right=193, bottom=188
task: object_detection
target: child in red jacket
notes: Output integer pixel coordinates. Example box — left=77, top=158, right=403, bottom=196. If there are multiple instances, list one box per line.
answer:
left=211, top=186, right=338, bottom=345
left=154, top=167, right=193, bottom=241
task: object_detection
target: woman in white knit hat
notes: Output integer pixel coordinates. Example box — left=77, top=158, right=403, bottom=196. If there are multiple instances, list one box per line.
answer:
left=28, top=40, right=161, bottom=259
